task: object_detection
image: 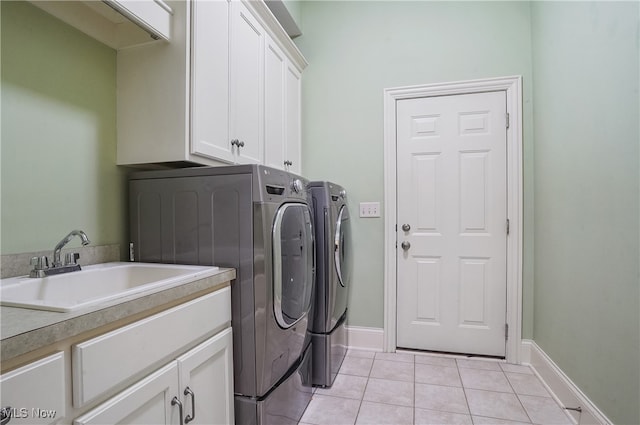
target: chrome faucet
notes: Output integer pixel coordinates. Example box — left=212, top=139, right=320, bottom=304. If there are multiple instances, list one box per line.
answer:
left=52, top=229, right=90, bottom=267
left=29, top=230, right=91, bottom=278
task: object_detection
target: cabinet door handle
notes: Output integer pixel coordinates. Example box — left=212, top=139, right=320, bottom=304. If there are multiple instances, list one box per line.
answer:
left=238, top=140, right=245, bottom=148
left=171, top=396, right=185, bottom=425
left=230, top=139, right=239, bottom=147
left=184, top=387, right=196, bottom=424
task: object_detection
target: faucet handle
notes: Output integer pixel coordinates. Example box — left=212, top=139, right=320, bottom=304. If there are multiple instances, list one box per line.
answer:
left=30, top=256, right=49, bottom=277
left=65, top=252, right=80, bottom=266
left=30, top=256, right=49, bottom=269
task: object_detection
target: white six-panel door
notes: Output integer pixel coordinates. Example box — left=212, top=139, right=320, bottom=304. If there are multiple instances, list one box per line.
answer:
left=396, top=91, right=508, bottom=357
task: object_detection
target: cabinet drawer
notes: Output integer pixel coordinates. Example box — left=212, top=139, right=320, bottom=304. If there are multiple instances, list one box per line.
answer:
left=72, top=287, right=230, bottom=407
left=0, top=352, right=66, bottom=424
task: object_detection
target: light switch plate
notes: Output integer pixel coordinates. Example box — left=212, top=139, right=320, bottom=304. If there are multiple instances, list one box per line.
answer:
left=359, top=202, right=380, bottom=218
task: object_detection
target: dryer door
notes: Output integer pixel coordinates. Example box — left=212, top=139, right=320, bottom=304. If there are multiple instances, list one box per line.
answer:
left=335, top=204, right=352, bottom=288
left=273, top=203, right=314, bottom=329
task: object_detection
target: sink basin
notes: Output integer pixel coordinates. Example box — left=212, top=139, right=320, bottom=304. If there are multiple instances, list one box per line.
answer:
left=0, top=262, right=219, bottom=312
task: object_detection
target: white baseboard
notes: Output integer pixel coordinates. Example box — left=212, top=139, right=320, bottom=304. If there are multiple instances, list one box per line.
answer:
left=346, top=326, right=384, bottom=352
left=521, top=340, right=612, bottom=425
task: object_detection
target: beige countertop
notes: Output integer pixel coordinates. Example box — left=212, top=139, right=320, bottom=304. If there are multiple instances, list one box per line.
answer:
left=1, top=267, right=235, bottom=365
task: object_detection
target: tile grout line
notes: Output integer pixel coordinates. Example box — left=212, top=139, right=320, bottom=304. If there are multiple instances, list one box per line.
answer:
left=412, top=354, right=416, bottom=425
left=456, top=358, right=475, bottom=424
left=504, top=368, right=535, bottom=424
left=352, top=354, right=375, bottom=425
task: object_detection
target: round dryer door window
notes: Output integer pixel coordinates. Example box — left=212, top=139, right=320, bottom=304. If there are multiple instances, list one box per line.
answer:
left=335, top=205, right=352, bottom=287
left=272, top=203, right=314, bottom=328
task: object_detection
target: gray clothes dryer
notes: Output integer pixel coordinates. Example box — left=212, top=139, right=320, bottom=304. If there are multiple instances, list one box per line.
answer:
left=308, top=181, right=352, bottom=387
left=129, top=165, right=315, bottom=425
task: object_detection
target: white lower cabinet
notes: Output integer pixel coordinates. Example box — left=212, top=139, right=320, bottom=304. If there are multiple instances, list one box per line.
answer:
left=73, top=362, right=180, bottom=425
left=74, top=328, right=233, bottom=425
left=0, top=352, right=66, bottom=425
left=1, top=285, right=233, bottom=425
left=177, top=328, right=234, bottom=425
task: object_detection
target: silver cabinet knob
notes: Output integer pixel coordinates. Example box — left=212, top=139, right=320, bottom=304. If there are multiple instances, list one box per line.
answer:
left=402, top=223, right=410, bottom=232
left=401, top=241, right=411, bottom=251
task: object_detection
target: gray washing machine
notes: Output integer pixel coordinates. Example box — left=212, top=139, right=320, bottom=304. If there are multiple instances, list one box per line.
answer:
left=308, top=181, right=352, bottom=387
left=129, top=165, right=315, bottom=425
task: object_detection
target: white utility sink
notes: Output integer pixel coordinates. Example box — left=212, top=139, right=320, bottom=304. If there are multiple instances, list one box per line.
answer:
left=0, top=262, right=219, bottom=312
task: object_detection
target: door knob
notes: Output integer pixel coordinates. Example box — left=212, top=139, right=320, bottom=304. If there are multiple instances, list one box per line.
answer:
left=401, top=241, right=411, bottom=251
left=402, top=223, right=410, bottom=232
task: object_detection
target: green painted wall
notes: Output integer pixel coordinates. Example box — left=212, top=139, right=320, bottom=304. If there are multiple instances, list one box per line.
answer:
left=1, top=1, right=126, bottom=255
left=531, top=2, right=639, bottom=424
left=282, top=0, right=302, bottom=32
left=295, top=1, right=535, bottom=335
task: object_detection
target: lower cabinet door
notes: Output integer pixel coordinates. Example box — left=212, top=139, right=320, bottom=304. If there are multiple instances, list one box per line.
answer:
left=177, top=328, right=234, bottom=425
left=74, top=363, right=180, bottom=425
left=0, top=352, right=66, bottom=425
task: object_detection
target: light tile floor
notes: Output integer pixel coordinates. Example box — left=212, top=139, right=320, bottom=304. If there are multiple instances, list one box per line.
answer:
left=300, top=350, right=573, bottom=425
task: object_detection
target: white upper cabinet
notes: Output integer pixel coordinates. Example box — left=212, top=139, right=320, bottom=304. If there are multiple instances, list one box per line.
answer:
left=285, top=61, right=302, bottom=174
left=230, top=1, right=265, bottom=165
left=106, top=0, right=173, bottom=41
left=116, top=0, right=307, bottom=169
left=264, top=33, right=302, bottom=174
left=29, top=0, right=173, bottom=49
left=190, top=0, right=232, bottom=163
left=264, top=34, right=287, bottom=171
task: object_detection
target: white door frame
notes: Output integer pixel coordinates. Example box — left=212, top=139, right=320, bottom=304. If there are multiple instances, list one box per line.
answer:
left=383, top=76, right=524, bottom=363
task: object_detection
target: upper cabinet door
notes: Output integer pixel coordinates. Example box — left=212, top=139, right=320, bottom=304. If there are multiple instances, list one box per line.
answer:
left=285, top=63, right=302, bottom=174
left=230, top=1, right=264, bottom=165
left=264, top=34, right=286, bottom=171
left=191, top=0, right=233, bottom=163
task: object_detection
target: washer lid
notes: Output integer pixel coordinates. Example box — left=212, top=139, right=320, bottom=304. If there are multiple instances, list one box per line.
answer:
left=272, top=202, right=314, bottom=329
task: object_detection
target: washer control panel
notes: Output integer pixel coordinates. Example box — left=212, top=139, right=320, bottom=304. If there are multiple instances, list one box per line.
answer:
left=291, top=179, right=303, bottom=194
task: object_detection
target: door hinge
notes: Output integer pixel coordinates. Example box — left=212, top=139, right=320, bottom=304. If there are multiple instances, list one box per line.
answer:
left=506, top=112, right=510, bottom=129
left=505, top=323, right=509, bottom=340
left=506, top=219, right=510, bottom=235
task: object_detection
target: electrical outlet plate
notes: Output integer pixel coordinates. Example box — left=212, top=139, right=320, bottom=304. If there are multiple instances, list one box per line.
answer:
left=359, top=202, right=380, bottom=218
